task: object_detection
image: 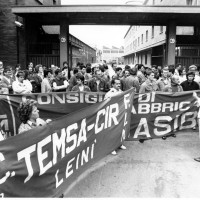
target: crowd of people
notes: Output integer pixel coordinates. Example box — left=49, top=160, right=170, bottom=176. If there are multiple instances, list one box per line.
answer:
left=1, top=60, right=200, bottom=160
left=1, top=60, right=200, bottom=96
left=0, top=60, right=111, bottom=94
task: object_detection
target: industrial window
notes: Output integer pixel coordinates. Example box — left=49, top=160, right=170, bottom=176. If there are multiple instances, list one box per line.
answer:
left=36, top=0, right=43, bottom=4
left=152, top=26, right=154, bottom=38
left=138, top=37, right=140, bottom=46
left=186, top=0, right=193, bottom=5
left=111, top=50, right=118, bottom=53
left=141, top=34, right=144, bottom=44
left=146, top=30, right=148, bottom=42
left=103, top=50, right=110, bottom=53
left=160, top=26, right=163, bottom=34
left=145, top=54, right=147, bottom=65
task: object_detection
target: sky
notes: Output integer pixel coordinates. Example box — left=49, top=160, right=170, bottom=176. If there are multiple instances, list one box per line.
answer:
left=61, top=0, right=145, bottom=49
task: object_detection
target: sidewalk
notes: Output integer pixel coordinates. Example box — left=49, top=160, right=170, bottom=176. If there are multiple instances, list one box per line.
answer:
left=65, top=130, right=200, bottom=198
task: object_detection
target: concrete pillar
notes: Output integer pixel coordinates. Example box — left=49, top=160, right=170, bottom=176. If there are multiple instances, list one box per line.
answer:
left=60, top=19, right=69, bottom=69
left=166, top=21, right=176, bottom=66
left=70, top=44, right=72, bottom=68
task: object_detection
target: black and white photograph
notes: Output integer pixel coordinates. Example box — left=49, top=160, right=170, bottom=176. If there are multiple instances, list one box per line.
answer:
left=1, top=0, right=200, bottom=198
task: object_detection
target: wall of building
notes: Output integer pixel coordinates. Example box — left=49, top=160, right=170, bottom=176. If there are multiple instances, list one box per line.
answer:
left=124, top=25, right=166, bottom=57
left=0, top=0, right=18, bottom=67
left=124, top=0, right=200, bottom=66
left=17, top=0, right=60, bottom=6
left=0, top=0, right=62, bottom=68
left=145, top=0, right=200, bottom=5
left=102, top=47, right=124, bottom=64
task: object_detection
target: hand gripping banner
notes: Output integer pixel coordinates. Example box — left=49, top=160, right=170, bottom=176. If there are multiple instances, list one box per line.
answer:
left=0, top=89, right=134, bottom=197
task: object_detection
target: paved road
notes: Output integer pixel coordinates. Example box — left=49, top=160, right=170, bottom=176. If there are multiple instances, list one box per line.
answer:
left=64, top=130, right=200, bottom=198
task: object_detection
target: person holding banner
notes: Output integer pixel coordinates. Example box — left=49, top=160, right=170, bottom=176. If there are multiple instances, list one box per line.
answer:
left=0, top=127, right=5, bottom=141
left=192, top=91, right=200, bottom=162
left=181, top=71, right=200, bottom=130
left=105, top=78, right=126, bottom=155
left=17, top=99, right=51, bottom=134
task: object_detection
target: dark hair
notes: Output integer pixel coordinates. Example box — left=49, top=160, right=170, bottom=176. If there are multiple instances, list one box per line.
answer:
left=137, top=64, right=144, bottom=70
left=116, top=67, right=122, bottom=72
left=152, top=65, right=158, bottom=69
left=80, top=65, right=86, bottom=70
left=76, top=62, right=81, bottom=67
left=125, top=65, right=131, bottom=70
left=15, top=64, right=21, bottom=69
left=175, top=63, right=182, bottom=69
left=168, top=65, right=175, bottom=74
left=73, top=67, right=79, bottom=75
left=76, top=73, right=84, bottom=83
left=186, top=71, right=195, bottom=78
left=3, top=66, right=12, bottom=73
left=104, top=65, right=108, bottom=70
left=24, top=70, right=29, bottom=80
left=44, top=69, right=52, bottom=78
left=62, top=66, right=68, bottom=71
left=129, top=68, right=137, bottom=75
left=35, top=64, right=43, bottom=73
left=16, top=70, right=25, bottom=78
left=146, top=69, right=153, bottom=76
left=86, top=66, right=92, bottom=73
left=55, top=69, right=62, bottom=76
left=63, top=61, right=68, bottom=66
left=17, top=99, right=37, bottom=124
left=178, top=68, right=183, bottom=76
left=86, top=63, right=91, bottom=67
left=111, top=78, right=120, bottom=86
left=154, top=71, right=160, bottom=80
left=99, top=65, right=105, bottom=73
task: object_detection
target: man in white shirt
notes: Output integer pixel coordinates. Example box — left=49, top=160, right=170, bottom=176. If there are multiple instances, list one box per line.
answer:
left=105, top=78, right=126, bottom=155
left=12, top=71, right=32, bottom=94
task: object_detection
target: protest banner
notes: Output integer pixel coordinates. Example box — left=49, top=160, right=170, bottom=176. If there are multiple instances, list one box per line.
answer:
left=0, top=90, right=199, bottom=140
left=0, top=89, right=134, bottom=197
left=128, top=90, right=198, bottom=140
left=0, top=92, right=105, bottom=137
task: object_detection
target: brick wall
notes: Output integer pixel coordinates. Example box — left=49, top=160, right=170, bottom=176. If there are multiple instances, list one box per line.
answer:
left=0, top=0, right=60, bottom=68
left=0, top=0, right=17, bottom=67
